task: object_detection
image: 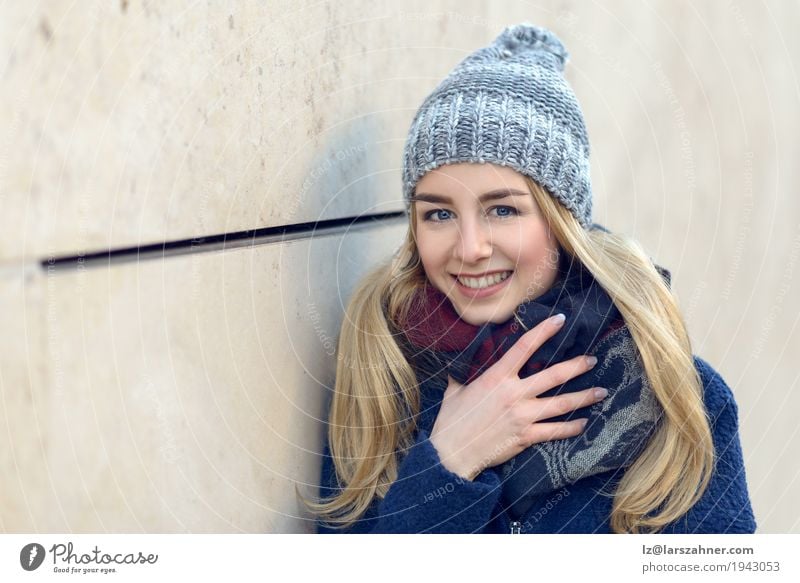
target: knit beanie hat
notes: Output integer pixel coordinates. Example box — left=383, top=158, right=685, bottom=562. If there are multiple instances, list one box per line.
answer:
left=402, top=23, right=593, bottom=228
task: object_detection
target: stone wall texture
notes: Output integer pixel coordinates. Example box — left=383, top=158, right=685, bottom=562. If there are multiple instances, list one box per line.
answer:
left=1, top=1, right=798, bottom=533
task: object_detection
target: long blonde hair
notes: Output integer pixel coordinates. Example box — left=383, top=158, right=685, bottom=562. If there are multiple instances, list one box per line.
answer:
left=299, top=178, right=714, bottom=533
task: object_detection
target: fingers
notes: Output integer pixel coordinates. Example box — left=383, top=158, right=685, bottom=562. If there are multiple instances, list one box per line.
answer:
left=529, top=386, right=608, bottom=422
left=489, top=313, right=567, bottom=379
left=527, top=354, right=598, bottom=397
left=525, top=418, right=588, bottom=444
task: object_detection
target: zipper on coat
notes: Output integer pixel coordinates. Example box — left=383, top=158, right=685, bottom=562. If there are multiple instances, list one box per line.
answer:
left=509, top=520, right=522, bottom=534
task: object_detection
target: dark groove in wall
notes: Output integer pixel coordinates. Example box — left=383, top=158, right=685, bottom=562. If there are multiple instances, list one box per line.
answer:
left=41, top=211, right=407, bottom=272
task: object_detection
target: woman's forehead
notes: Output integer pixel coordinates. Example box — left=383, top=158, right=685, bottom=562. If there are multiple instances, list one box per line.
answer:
left=415, top=162, right=528, bottom=191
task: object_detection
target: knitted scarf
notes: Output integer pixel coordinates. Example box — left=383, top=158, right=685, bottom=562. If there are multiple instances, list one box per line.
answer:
left=398, top=250, right=668, bottom=520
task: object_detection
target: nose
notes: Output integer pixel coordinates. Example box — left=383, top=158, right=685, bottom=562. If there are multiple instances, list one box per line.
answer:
left=453, top=216, right=492, bottom=264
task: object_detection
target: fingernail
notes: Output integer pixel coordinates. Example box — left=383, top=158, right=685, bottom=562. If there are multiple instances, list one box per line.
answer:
left=552, top=313, right=566, bottom=326
left=586, top=355, right=598, bottom=367
left=594, top=388, right=608, bottom=399
left=578, top=418, right=589, bottom=428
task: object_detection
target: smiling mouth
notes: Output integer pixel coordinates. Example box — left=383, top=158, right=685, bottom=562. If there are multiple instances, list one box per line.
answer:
left=452, top=271, right=513, bottom=289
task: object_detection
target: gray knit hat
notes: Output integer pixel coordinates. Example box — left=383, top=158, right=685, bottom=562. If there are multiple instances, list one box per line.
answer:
left=402, top=23, right=593, bottom=228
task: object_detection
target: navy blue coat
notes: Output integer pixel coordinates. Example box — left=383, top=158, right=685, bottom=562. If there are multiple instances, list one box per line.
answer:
left=316, top=356, right=756, bottom=534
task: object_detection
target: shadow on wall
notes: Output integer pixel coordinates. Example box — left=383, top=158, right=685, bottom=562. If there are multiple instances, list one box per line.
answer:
left=282, top=117, right=408, bottom=530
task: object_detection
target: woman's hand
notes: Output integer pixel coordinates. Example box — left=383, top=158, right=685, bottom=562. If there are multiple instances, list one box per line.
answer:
left=429, top=314, right=607, bottom=481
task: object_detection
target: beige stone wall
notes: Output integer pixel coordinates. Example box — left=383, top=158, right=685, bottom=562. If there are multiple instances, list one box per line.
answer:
left=1, top=1, right=798, bottom=532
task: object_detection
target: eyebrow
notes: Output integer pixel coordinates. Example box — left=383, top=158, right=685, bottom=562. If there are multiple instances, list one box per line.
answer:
left=409, top=188, right=530, bottom=205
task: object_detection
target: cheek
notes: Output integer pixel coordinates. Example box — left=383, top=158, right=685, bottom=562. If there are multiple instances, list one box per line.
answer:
left=415, top=231, right=430, bottom=260
left=415, top=231, right=443, bottom=271
left=514, top=231, right=558, bottom=278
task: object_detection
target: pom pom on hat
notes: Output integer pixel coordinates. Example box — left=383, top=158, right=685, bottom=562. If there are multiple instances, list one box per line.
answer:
left=496, top=23, right=569, bottom=71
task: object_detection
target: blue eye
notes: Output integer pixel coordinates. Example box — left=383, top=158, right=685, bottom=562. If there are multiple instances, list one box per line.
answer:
left=491, top=206, right=518, bottom=218
left=423, top=209, right=453, bottom=222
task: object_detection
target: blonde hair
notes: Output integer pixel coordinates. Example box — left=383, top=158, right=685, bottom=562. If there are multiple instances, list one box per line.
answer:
left=298, top=178, right=714, bottom=533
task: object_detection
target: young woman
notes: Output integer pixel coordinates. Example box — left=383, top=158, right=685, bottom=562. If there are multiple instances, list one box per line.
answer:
left=301, top=23, right=756, bottom=533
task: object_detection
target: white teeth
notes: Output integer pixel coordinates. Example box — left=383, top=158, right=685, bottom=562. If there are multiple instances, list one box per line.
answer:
left=456, top=271, right=512, bottom=289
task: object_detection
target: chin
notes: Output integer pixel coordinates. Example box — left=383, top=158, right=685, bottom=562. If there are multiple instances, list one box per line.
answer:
left=455, top=306, right=514, bottom=326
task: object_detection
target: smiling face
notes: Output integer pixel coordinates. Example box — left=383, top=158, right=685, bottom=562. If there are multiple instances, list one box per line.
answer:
left=411, top=163, right=561, bottom=325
